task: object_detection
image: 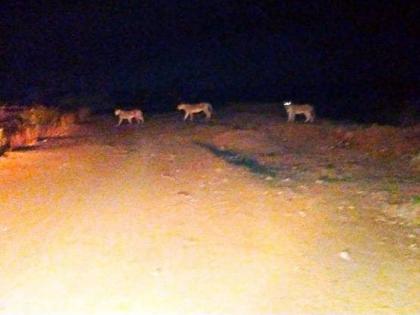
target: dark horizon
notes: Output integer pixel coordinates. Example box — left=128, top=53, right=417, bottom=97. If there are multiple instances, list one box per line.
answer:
left=1, top=1, right=418, bottom=123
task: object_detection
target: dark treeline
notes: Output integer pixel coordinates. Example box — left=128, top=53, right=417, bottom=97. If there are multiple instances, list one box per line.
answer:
left=1, top=1, right=418, bottom=125
left=0, top=74, right=417, bottom=125
left=0, top=81, right=418, bottom=125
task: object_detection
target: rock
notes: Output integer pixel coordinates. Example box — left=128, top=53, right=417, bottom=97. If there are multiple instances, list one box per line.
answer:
left=177, top=191, right=191, bottom=196
left=338, top=250, right=352, bottom=261
left=161, top=173, right=175, bottom=180
left=408, top=243, right=418, bottom=252
left=298, top=210, right=306, bottom=217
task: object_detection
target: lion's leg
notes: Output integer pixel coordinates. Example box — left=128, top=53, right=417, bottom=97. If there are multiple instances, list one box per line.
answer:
left=205, top=109, right=211, bottom=120
left=309, top=114, right=314, bottom=123
left=183, top=112, right=188, bottom=121
left=190, top=113, right=194, bottom=121
left=310, top=111, right=315, bottom=122
left=116, top=117, right=122, bottom=126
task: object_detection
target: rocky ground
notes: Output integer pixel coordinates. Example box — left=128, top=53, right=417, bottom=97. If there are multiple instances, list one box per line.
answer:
left=0, top=107, right=418, bottom=314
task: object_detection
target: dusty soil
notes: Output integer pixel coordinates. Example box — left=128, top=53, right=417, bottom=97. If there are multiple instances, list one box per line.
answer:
left=0, top=110, right=419, bottom=315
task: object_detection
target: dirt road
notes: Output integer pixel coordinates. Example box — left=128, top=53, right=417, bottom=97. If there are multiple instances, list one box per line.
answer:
left=0, top=115, right=418, bottom=314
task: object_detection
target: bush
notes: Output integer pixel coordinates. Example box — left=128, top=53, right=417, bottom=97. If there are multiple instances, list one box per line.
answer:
left=0, top=128, right=7, bottom=155
left=0, top=105, right=79, bottom=153
left=76, top=107, right=91, bottom=123
left=38, top=112, right=77, bottom=138
left=19, top=104, right=60, bottom=126
left=9, top=125, right=40, bottom=149
left=0, top=128, right=6, bottom=145
left=60, top=112, right=77, bottom=126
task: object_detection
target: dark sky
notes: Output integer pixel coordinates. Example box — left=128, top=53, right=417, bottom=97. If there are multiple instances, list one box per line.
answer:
left=1, top=1, right=418, bottom=115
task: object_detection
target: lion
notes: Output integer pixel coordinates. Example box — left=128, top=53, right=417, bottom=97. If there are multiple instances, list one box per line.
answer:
left=114, top=109, right=144, bottom=126
left=283, top=101, right=315, bottom=123
left=177, top=102, right=213, bottom=121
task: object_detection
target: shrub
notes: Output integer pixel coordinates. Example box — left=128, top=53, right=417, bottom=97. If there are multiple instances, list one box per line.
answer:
left=0, top=105, right=79, bottom=153
left=0, top=128, right=6, bottom=145
left=0, top=128, right=7, bottom=155
left=9, top=125, right=40, bottom=149
left=19, top=104, right=60, bottom=126
left=60, top=112, right=77, bottom=126
left=39, top=112, right=77, bottom=138
left=76, top=107, right=91, bottom=123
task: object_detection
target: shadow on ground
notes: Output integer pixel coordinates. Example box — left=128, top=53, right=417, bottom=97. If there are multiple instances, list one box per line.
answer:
left=195, top=141, right=278, bottom=178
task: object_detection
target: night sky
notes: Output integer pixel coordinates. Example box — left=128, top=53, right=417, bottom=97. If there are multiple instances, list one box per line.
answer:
left=1, top=1, right=418, bottom=121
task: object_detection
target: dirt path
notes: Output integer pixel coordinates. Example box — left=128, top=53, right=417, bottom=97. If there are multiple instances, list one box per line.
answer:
left=0, top=115, right=418, bottom=315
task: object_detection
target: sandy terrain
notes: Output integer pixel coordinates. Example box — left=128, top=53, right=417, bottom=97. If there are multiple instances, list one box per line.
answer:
left=0, top=111, right=419, bottom=315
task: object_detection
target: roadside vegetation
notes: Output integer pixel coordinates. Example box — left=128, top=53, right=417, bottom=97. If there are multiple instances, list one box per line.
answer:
left=0, top=103, right=84, bottom=153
